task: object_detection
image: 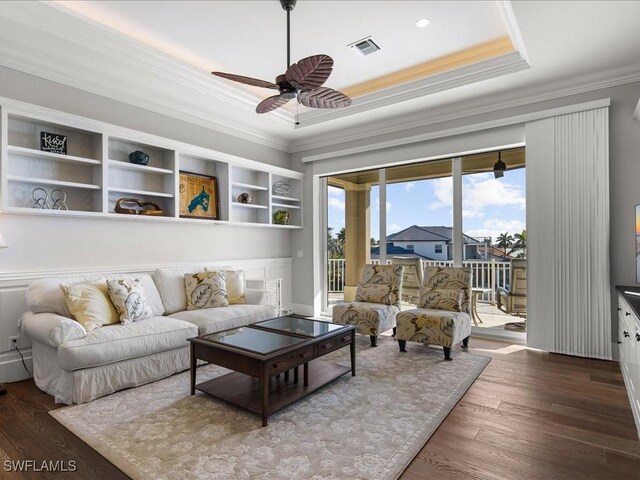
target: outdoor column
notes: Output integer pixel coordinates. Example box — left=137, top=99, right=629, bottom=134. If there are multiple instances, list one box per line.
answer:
left=344, top=184, right=370, bottom=301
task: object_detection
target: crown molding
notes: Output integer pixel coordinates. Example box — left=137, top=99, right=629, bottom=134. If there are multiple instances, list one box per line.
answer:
left=634, top=99, right=640, bottom=121
left=498, top=1, right=529, bottom=63
left=299, top=98, right=610, bottom=163
left=291, top=62, right=640, bottom=153
left=295, top=51, right=530, bottom=128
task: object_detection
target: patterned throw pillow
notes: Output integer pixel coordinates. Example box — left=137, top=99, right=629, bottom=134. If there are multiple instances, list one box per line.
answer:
left=106, top=278, right=154, bottom=324
left=185, top=271, right=229, bottom=310
left=355, top=283, right=396, bottom=305
left=418, top=288, right=462, bottom=312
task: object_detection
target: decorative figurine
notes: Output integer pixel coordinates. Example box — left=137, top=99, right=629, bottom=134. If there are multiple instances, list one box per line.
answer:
left=272, top=181, right=291, bottom=197
left=237, top=192, right=252, bottom=204
left=129, top=151, right=150, bottom=166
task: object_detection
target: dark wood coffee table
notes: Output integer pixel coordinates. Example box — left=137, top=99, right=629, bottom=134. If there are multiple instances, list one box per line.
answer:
left=188, top=316, right=355, bottom=426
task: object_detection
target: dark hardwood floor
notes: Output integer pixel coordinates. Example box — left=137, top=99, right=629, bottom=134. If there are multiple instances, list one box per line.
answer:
left=1, top=337, right=639, bottom=479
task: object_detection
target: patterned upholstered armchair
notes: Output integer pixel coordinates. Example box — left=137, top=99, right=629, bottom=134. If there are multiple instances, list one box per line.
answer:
left=332, top=264, right=403, bottom=347
left=396, top=266, right=471, bottom=360
left=497, top=259, right=527, bottom=315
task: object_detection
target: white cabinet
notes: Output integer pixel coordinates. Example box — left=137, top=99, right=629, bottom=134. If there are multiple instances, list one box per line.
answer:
left=0, top=99, right=303, bottom=228
left=618, top=290, right=640, bottom=438
left=245, top=277, right=289, bottom=314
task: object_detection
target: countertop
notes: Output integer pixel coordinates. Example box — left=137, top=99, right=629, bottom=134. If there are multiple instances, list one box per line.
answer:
left=617, top=286, right=640, bottom=322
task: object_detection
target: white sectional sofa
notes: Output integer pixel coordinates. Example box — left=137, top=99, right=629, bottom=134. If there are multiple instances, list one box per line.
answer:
left=19, top=265, right=277, bottom=405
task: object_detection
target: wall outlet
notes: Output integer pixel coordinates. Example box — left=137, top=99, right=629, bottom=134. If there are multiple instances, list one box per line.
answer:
left=9, top=336, right=19, bottom=351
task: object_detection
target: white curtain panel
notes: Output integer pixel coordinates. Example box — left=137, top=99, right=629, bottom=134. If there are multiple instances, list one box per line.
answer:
left=527, top=107, right=611, bottom=360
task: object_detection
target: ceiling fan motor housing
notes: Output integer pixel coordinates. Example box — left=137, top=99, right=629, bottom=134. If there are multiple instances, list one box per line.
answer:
left=280, top=0, right=297, bottom=11
left=275, top=74, right=298, bottom=99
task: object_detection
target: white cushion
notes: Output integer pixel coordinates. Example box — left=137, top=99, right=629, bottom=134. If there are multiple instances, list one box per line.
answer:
left=57, top=317, right=197, bottom=371
left=104, top=273, right=164, bottom=316
left=26, top=275, right=105, bottom=317
left=152, top=266, right=205, bottom=314
left=169, top=304, right=276, bottom=335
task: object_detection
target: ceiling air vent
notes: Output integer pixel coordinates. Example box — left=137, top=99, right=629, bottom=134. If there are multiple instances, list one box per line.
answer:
left=349, top=36, right=381, bottom=57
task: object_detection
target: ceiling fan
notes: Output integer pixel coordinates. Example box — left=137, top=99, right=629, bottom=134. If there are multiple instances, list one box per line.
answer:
left=212, top=0, right=352, bottom=115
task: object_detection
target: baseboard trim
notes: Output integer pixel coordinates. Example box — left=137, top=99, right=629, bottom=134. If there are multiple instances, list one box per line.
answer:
left=0, top=348, right=33, bottom=382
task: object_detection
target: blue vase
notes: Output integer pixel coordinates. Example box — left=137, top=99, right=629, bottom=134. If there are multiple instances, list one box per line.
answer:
left=129, top=151, right=149, bottom=166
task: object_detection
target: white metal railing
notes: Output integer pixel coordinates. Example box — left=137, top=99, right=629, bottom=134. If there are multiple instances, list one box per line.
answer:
left=327, top=258, right=513, bottom=303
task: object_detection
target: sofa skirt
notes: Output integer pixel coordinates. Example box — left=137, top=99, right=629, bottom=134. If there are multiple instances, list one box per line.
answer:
left=32, top=341, right=190, bottom=404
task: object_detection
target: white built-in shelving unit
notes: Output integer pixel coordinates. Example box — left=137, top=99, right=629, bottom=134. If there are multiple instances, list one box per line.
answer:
left=0, top=99, right=303, bottom=228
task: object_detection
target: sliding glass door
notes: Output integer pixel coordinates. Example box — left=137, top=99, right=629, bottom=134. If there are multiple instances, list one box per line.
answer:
left=321, top=147, right=526, bottom=339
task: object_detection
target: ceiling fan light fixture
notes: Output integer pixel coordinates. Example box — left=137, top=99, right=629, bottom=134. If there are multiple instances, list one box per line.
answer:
left=416, top=18, right=431, bottom=28
left=211, top=0, right=351, bottom=116
left=493, top=152, right=507, bottom=179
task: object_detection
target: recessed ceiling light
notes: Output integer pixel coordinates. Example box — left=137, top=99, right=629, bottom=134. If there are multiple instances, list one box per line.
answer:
left=416, top=18, right=430, bottom=28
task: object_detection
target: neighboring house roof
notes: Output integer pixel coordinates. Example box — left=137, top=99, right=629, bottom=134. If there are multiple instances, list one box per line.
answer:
left=370, top=244, right=432, bottom=260
left=477, top=245, right=513, bottom=261
left=387, top=225, right=482, bottom=244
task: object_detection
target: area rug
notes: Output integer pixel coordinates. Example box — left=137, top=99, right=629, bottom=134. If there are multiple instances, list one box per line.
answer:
left=51, top=335, right=490, bottom=480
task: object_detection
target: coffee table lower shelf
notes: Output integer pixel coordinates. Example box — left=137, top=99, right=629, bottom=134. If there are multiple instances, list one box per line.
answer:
left=195, top=359, right=351, bottom=418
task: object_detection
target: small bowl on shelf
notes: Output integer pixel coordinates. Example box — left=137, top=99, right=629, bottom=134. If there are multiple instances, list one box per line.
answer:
left=273, top=209, right=289, bottom=225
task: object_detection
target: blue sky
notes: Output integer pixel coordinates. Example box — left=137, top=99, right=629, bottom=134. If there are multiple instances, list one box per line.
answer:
left=328, top=167, right=526, bottom=243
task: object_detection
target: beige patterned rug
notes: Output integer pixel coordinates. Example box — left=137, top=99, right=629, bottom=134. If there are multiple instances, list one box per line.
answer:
left=51, top=335, right=490, bottom=480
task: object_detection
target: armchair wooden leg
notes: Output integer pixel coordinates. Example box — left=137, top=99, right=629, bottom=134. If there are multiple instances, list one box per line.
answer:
left=370, top=335, right=378, bottom=347
left=392, top=326, right=397, bottom=337
left=462, top=335, right=470, bottom=348
left=443, top=347, right=452, bottom=361
left=398, top=340, right=407, bottom=352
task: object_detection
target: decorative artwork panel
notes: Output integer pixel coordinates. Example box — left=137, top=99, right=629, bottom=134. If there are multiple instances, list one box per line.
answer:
left=179, top=171, right=219, bottom=220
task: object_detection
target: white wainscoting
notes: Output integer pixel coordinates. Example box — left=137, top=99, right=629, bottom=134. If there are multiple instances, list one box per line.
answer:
left=0, top=257, right=292, bottom=382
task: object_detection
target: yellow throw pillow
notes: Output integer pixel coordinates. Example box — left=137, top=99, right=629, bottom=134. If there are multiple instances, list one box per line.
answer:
left=60, top=282, right=120, bottom=332
left=204, top=268, right=245, bottom=304
left=224, top=270, right=245, bottom=305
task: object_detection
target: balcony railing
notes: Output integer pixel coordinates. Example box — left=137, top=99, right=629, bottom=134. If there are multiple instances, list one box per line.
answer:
left=327, top=258, right=512, bottom=304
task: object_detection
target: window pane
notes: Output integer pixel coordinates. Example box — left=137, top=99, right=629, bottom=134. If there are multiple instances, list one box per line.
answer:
left=462, top=147, right=527, bottom=331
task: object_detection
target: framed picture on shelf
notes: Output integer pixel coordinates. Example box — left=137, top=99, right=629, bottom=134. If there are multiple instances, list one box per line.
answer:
left=179, top=171, right=219, bottom=220
left=40, top=131, right=67, bottom=155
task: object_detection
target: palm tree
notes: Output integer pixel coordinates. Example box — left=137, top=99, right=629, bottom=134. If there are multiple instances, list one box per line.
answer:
left=495, top=232, right=514, bottom=252
left=512, top=229, right=527, bottom=257
left=513, top=229, right=527, bottom=250
left=327, top=227, right=342, bottom=259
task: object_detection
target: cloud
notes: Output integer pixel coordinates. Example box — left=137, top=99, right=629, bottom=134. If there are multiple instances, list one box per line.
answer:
left=430, top=177, right=453, bottom=210
left=430, top=174, right=525, bottom=219
left=328, top=186, right=343, bottom=197
left=405, top=182, right=416, bottom=192
left=328, top=197, right=345, bottom=211
left=387, top=223, right=402, bottom=233
left=376, top=199, right=392, bottom=211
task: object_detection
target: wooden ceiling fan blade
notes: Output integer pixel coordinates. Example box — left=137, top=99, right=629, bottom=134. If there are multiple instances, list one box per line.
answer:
left=300, top=87, right=352, bottom=109
left=212, top=72, right=279, bottom=90
left=256, top=95, right=291, bottom=114
left=285, top=55, right=334, bottom=89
